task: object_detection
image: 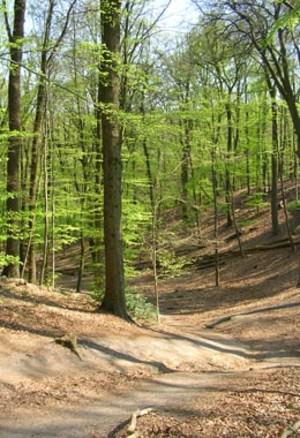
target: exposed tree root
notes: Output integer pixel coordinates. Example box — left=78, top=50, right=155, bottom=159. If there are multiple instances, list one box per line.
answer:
left=54, top=334, right=82, bottom=360
left=206, top=301, right=300, bottom=329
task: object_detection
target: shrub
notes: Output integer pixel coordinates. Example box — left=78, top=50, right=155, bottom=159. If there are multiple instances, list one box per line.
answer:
left=287, top=200, right=300, bottom=212
left=91, top=286, right=156, bottom=321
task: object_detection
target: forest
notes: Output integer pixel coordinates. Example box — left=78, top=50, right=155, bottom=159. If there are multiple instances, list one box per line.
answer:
left=0, top=0, right=300, bottom=437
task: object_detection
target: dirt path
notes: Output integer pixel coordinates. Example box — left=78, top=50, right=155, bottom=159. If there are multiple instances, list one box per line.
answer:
left=0, top=306, right=299, bottom=437
left=0, top=371, right=233, bottom=437
left=1, top=356, right=298, bottom=437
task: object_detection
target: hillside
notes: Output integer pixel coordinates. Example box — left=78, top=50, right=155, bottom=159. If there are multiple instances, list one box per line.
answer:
left=0, top=193, right=299, bottom=437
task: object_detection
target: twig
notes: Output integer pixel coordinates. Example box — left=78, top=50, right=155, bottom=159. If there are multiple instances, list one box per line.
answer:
left=281, top=420, right=300, bottom=438
left=127, top=408, right=154, bottom=435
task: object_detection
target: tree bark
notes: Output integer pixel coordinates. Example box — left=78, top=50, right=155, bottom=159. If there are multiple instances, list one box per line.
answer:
left=211, top=148, right=219, bottom=287
left=3, top=0, right=26, bottom=278
left=270, top=88, right=279, bottom=236
left=225, top=99, right=233, bottom=227
left=100, top=0, right=127, bottom=319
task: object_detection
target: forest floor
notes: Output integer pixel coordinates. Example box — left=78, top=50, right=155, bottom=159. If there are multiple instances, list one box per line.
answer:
left=0, top=195, right=300, bottom=437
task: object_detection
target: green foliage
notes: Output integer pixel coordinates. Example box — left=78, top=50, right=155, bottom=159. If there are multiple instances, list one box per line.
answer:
left=0, top=130, right=34, bottom=140
left=0, top=253, right=19, bottom=269
left=158, top=248, right=187, bottom=278
left=123, top=199, right=152, bottom=245
left=238, top=218, right=257, bottom=228
left=55, top=225, right=80, bottom=250
left=267, top=1, right=300, bottom=42
left=90, top=287, right=156, bottom=321
left=0, top=0, right=298, bottom=319
left=124, top=263, right=140, bottom=279
left=245, top=193, right=268, bottom=210
left=125, top=288, right=156, bottom=321
left=218, top=201, right=231, bottom=214
left=287, top=200, right=300, bottom=212
left=123, top=199, right=152, bottom=273
left=44, top=272, right=62, bottom=289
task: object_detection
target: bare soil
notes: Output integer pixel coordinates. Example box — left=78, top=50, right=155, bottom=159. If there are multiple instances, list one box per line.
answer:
left=115, top=367, right=300, bottom=437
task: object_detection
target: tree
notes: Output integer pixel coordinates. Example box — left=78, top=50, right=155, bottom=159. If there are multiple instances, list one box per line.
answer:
left=265, top=71, right=279, bottom=235
left=100, top=0, right=128, bottom=319
left=26, top=0, right=77, bottom=283
left=215, top=1, right=300, bottom=157
left=2, top=0, right=26, bottom=278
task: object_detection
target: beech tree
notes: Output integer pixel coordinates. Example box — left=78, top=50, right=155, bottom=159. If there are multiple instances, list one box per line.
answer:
left=100, top=0, right=128, bottom=318
left=26, top=0, right=77, bottom=283
left=2, top=0, right=26, bottom=278
left=212, top=1, right=300, bottom=156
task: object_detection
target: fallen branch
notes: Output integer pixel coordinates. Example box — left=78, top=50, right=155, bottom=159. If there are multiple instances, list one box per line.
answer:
left=127, top=407, right=154, bottom=436
left=206, top=301, right=300, bottom=329
left=281, top=420, right=300, bottom=438
left=194, top=235, right=300, bottom=270
left=196, top=260, right=226, bottom=271
left=231, top=388, right=300, bottom=398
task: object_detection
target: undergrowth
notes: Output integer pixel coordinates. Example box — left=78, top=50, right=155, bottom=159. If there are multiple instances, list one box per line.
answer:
left=91, top=287, right=157, bottom=321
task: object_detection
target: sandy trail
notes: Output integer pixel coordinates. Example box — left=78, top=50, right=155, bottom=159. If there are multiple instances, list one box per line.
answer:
left=1, top=306, right=299, bottom=438
left=0, top=371, right=229, bottom=437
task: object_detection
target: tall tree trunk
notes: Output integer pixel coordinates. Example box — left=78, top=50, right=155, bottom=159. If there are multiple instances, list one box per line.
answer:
left=140, top=89, right=154, bottom=210
left=27, top=0, right=55, bottom=283
left=180, top=119, right=190, bottom=221
left=76, top=232, right=85, bottom=293
left=293, top=131, right=299, bottom=201
left=91, top=69, right=104, bottom=289
left=270, top=90, right=279, bottom=236
left=39, top=122, right=49, bottom=286
left=279, top=107, right=295, bottom=251
left=188, top=153, right=202, bottom=241
left=211, top=148, right=219, bottom=287
left=244, top=84, right=251, bottom=195
left=3, top=0, right=26, bottom=278
left=180, top=81, right=192, bottom=222
left=232, top=82, right=241, bottom=191
left=100, top=0, right=127, bottom=319
left=225, top=98, right=233, bottom=227
left=27, top=79, right=46, bottom=282
left=265, top=75, right=279, bottom=236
